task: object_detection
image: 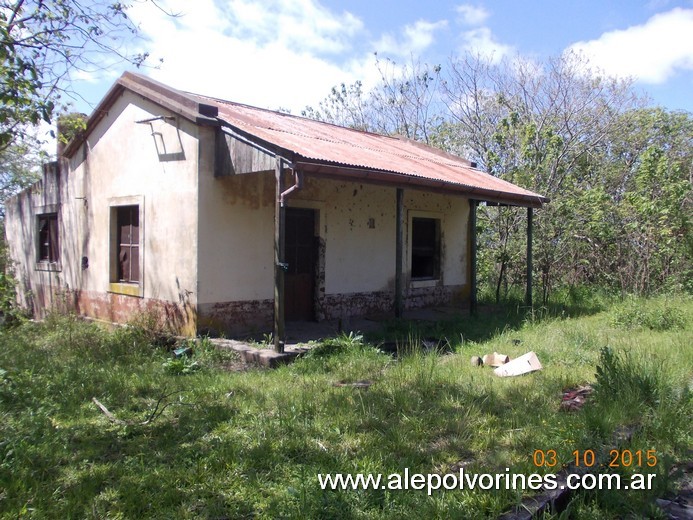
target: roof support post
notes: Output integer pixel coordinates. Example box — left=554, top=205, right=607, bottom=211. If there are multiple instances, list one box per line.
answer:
left=395, top=188, right=404, bottom=318
left=274, top=157, right=286, bottom=353
left=469, top=199, right=478, bottom=316
left=526, top=207, right=533, bottom=308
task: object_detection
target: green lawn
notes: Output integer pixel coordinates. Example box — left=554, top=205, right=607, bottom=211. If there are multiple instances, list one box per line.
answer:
left=0, top=295, right=691, bottom=519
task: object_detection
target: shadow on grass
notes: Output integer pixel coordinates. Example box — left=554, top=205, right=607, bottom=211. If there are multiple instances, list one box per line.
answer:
left=370, top=291, right=609, bottom=347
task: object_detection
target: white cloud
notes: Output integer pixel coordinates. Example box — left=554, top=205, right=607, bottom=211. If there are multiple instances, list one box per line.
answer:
left=459, top=27, right=514, bottom=62
left=122, top=0, right=373, bottom=113
left=223, top=0, right=364, bottom=55
left=374, top=19, right=448, bottom=57
left=451, top=4, right=513, bottom=62
left=568, top=7, right=693, bottom=83
left=455, top=4, right=489, bottom=26
left=404, top=20, right=449, bottom=53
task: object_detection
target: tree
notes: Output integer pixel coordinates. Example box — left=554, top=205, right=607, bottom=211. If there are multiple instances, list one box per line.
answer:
left=0, top=0, right=170, bottom=150
left=0, top=134, right=43, bottom=216
left=302, top=56, right=444, bottom=143
left=306, top=52, right=691, bottom=299
left=607, top=108, right=692, bottom=294
left=441, top=52, right=642, bottom=301
left=301, top=80, right=373, bottom=131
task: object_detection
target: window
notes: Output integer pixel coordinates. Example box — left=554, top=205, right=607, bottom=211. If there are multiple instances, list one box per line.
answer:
left=109, top=198, right=144, bottom=297
left=37, top=213, right=59, bottom=263
left=411, top=217, right=440, bottom=280
left=115, top=205, right=140, bottom=283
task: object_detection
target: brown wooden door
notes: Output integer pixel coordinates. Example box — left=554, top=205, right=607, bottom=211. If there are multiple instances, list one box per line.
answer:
left=285, top=208, right=316, bottom=321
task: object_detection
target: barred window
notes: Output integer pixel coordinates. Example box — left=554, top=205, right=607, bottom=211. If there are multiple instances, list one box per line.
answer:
left=411, top=217, right=440, bottom=280
left=115, top=205, right=140, bottom=283
left=37, top=214, right=59, bottom=263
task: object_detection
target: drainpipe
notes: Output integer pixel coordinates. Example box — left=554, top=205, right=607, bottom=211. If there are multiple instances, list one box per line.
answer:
left=279, top=169, right=303, bottom=207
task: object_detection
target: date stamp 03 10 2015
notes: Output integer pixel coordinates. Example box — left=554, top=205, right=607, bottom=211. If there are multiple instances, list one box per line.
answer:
left=533, top=448, right=658, bottom=469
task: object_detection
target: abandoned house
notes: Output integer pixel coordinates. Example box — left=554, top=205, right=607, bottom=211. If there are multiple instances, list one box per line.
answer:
left=4, top=72, right=547, bottom=348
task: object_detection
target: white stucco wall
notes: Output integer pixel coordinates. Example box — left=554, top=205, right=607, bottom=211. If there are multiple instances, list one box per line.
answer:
left=293, top=178, right=469, bottom=294
left=196, top=170, right=469, bottom=305
left=5, top=90, right=200, bottom=332
left=68, top=91, right=200, bottom=304
left=196, top=159, right=275, bottom=304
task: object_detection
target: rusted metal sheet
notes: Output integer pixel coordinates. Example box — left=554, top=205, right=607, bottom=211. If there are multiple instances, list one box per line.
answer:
left=59, top=71, right=546, bottom=207
left=194, top=94, right=548, bottom=207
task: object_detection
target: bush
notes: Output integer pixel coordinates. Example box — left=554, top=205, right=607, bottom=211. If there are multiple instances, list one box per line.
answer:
left=594, top=346, right=662, bottom=407
left=611, top=297, right=686, bottom=331
left=304, top=331, right=366, bottom=359
left=162, top=357, right=201, bottom=375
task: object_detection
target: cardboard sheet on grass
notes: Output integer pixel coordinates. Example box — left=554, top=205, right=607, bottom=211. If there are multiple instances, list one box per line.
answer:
left=493, top=351, right=542, bottom=377
left=483, top=352, right=509, bottom=367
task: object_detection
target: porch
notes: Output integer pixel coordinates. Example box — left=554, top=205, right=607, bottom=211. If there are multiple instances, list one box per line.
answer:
left=212, top=304, right=470, bottom=367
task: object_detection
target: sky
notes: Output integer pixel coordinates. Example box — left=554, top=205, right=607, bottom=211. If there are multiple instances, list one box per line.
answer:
left=69, top=0, right=693, bottom=116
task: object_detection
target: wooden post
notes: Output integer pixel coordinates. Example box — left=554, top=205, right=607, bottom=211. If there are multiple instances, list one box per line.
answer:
left=526, top=207, right=533, bottom=308
left=274, top=157, right=286, bottom=353
left=469, top=199, right=478, bottom=315
left=395, top=188, right=404, bottom=318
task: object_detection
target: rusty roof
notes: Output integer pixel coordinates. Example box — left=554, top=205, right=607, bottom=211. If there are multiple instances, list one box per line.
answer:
left=193, top=95, right=546, bottom=207
left=65, top=72, right=547, bottom=207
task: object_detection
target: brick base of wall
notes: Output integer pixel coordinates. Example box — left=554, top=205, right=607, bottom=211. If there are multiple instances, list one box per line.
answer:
left=27, top=284, right=468, bottom=338
left=197, top=299, right=274, bottom=338
left=199, top=285, right=468, bottom=337
left=28, top=285, right=196, bottom=336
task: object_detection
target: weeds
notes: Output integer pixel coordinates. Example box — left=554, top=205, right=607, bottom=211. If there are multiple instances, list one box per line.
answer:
left=611, top=296, right=686, bottom=331
left=162, top=357, right=201, bottom=375
left=306, top=330, right=365, bottom=357
left=0, top=296, right=690, bottom=519
left=594, top=346, right=663, bottom=407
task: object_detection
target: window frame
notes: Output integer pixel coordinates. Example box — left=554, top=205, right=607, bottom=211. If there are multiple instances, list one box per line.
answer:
left=408, top=211, right=443, bottom=286
left=116, top=205, right=140, bottom=283
left=108, top=196, right=144, bottom=297
left=36, top=211, right=60, bottom=271
left=35, top=205, right=61, bottom=271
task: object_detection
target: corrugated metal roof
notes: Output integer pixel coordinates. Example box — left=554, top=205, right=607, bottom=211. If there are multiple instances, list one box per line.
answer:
left=191, top=94, right=547, bottom=206
left=63, top=72, right=546, bottom=206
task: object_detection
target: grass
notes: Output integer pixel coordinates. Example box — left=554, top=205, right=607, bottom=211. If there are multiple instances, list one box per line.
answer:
left=0, top=294, right=691, bottom=519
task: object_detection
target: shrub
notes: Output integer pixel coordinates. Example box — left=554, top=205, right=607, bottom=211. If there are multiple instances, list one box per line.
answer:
left=304, top=331, right=365, bottom=358
left=162, top=357, right=201, bottom=375
left=593, top=346, right=662, bottom=407
left=611, top=297, right=685, bottom=331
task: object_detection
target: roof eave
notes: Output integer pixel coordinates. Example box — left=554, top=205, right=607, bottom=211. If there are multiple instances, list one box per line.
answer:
left=294, top=161, right=548, bottom=208
left=62, top=72, right=220, bottom=158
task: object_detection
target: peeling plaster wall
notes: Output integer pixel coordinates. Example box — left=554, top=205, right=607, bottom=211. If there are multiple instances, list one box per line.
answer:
left=5, top=91, right=200, bottom=334
left=195, top=164, right=470, bottom=335
left=5, top=164, right=64, bottom=315
left=300, top=178, right=397, bottom=295
left=295, top=177, right=469, bottom=320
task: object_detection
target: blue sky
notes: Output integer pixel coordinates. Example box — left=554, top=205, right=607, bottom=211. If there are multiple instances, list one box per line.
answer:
left=71, top=0, right=693, bottom=115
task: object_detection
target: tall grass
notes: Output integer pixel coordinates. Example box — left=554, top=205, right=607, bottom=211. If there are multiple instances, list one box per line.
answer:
left=0, top=296, right=690, bottom=519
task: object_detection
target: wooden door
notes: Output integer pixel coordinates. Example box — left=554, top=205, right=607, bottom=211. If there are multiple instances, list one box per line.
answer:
left=285, top=208, right=316, bottom=321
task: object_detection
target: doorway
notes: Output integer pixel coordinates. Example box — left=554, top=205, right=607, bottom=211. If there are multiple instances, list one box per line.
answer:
left=285, top=208, right=317, bottom=321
